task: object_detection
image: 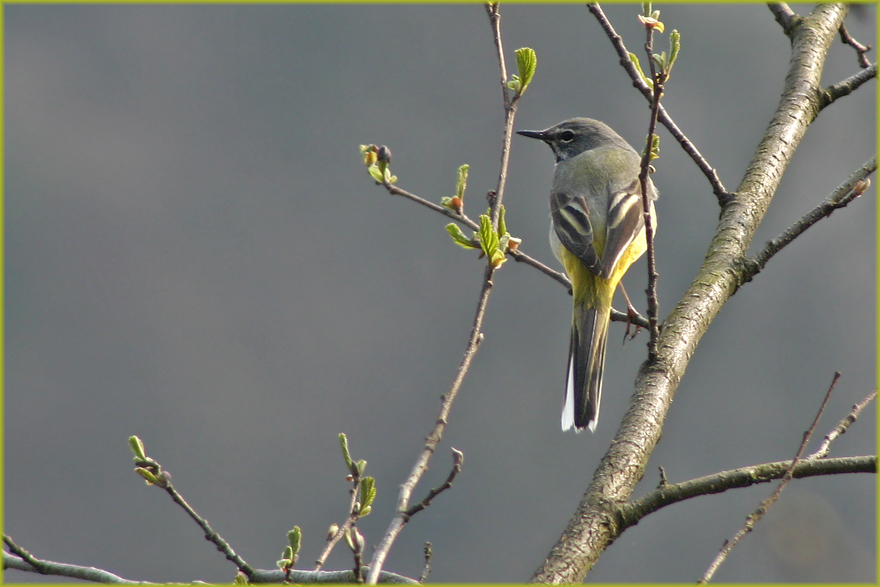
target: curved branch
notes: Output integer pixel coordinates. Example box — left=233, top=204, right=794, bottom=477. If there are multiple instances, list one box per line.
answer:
left=747, top=156, right=875, bottom=278
left=620, top=455, right=875, bottom=530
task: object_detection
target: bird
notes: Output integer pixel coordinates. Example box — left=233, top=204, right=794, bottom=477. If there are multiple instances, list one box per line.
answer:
left=517, top=118, right=658, bottom=432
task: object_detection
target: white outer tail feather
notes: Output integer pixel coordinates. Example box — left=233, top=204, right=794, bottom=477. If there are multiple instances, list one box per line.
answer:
left=561, top=354, right=598, bottom=433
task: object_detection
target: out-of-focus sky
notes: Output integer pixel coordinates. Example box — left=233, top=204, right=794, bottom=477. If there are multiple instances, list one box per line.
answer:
left=5, top=4, right=875, bottom=583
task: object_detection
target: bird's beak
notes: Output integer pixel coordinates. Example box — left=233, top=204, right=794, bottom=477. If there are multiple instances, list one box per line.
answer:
left=516, top=129, right=546, bottom=140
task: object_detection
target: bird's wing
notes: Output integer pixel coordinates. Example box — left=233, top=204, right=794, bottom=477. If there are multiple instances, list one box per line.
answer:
left=599, top=176, right=647, bottom=280
left=550, top=191, right=602, bottom=275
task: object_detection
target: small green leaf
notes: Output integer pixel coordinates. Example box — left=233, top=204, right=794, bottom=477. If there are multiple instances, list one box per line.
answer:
left=356, top=459, right=367, bottom=476
left=360, top=505, right=372, bottom=516
left=446, top=224, right=478, bottom=249
left=642, top=134, right=661, bottom=163
left=367, top=165, right=384, bottom=183
left=497, top=205, right=508, bottom=238
left=652, top=52, right=666, bottom=73
left=668, top=30, right=681, bottom=75
left=344, top=527, right=355, bottom=551
left=135, top=467, right=159, bottom=485
left=629, top=53, right=653, bottom=89
left=234, top=571, right=249, bottom=585
left=276, top=559, right=291, bottom=570
left=129, top=436, right=146, bottom=461
left=456, top=164, right=469, bottom=201
left=359, top=477, right=376, bottom=515
left=339, top=433, right=353, bottom=470
left=514, top=48, right=537, bottom=95
left=288, top=526, right=302, bottom=558
left=478, top=214, right=506, bottom=268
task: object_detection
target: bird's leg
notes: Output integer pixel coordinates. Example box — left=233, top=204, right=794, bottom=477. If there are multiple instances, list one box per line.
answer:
left=618, top=282, right=642, bottom=342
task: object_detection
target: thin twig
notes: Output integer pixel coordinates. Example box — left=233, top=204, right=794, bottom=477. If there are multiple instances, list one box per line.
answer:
left=839, top=22, right=872, bottom=68
left=366, top=266, right=494, bottom=584
left=747, top=157, right=875, bottom=278
left=133, top=457, right=256, bottom=580
left=314, top=477, right=363, bottom=571
left=698, top=373, right=841, bottom=583
left=587, top=3, right=731, bottom=204
left=384, top=182, right=480, bottom=231
left=383, top=181, right=573, bottom=289
left=404, top=448, right=464, bottom=520
left=485, top=1, right=516, bottom=229
left=485, top=3, right=509, bottom=110
left=821, top=63, right=877, bottom=108
left=637, top=12, right=663, bottom=354
left=768, top=3, right=799, bottom=35
left=3, top=535, right=49, bottom=575
left=809, top=389, right=878, bottom=460
left=620, top=455, right=875, bottom=530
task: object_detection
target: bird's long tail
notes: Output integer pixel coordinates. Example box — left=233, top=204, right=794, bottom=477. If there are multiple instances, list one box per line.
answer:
left=561, top=304, right=610, bottom=432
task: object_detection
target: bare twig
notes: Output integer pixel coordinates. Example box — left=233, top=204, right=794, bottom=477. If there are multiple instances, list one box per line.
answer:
left=821, top=63, right=877, bottom=108
left=839, top=22, right=872, bottom=68
left=747, top=157, right=875, bottom=278
left=3, top=535, right=49, bottom=575
left=132, top=456, right=256, bottom=580
left=484, top=2, right=517, bottom=229
left=383, top=182, right=480, bottom=231
left=768, top=3, right=799, bottom=35
left=485, top=3, right=510, bottom=110
left=314, top=476, right=363, bottom=571
left=620, top=455, right=875, bottom=529
left=367, top=266, right=494, bottom=584
left=587, top=3, right=731, bottom=204
left=810, top=389, right=878, bottom=460
left=404, top=448, right=464, bottom=520
left=382, top=181, right=573, bottom=290
left=698, top=373, right=841, bottom=583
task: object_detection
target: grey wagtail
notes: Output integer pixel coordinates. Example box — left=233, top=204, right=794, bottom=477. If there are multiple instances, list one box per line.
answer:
left=518, top=118, right=658, bottom=432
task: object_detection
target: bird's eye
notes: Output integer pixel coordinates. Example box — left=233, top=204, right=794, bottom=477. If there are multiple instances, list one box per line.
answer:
left=560, top=130, right=575, bottom=142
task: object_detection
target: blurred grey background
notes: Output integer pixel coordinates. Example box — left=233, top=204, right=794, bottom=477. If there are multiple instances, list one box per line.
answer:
left=5, top=4, right=875, bottom=583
